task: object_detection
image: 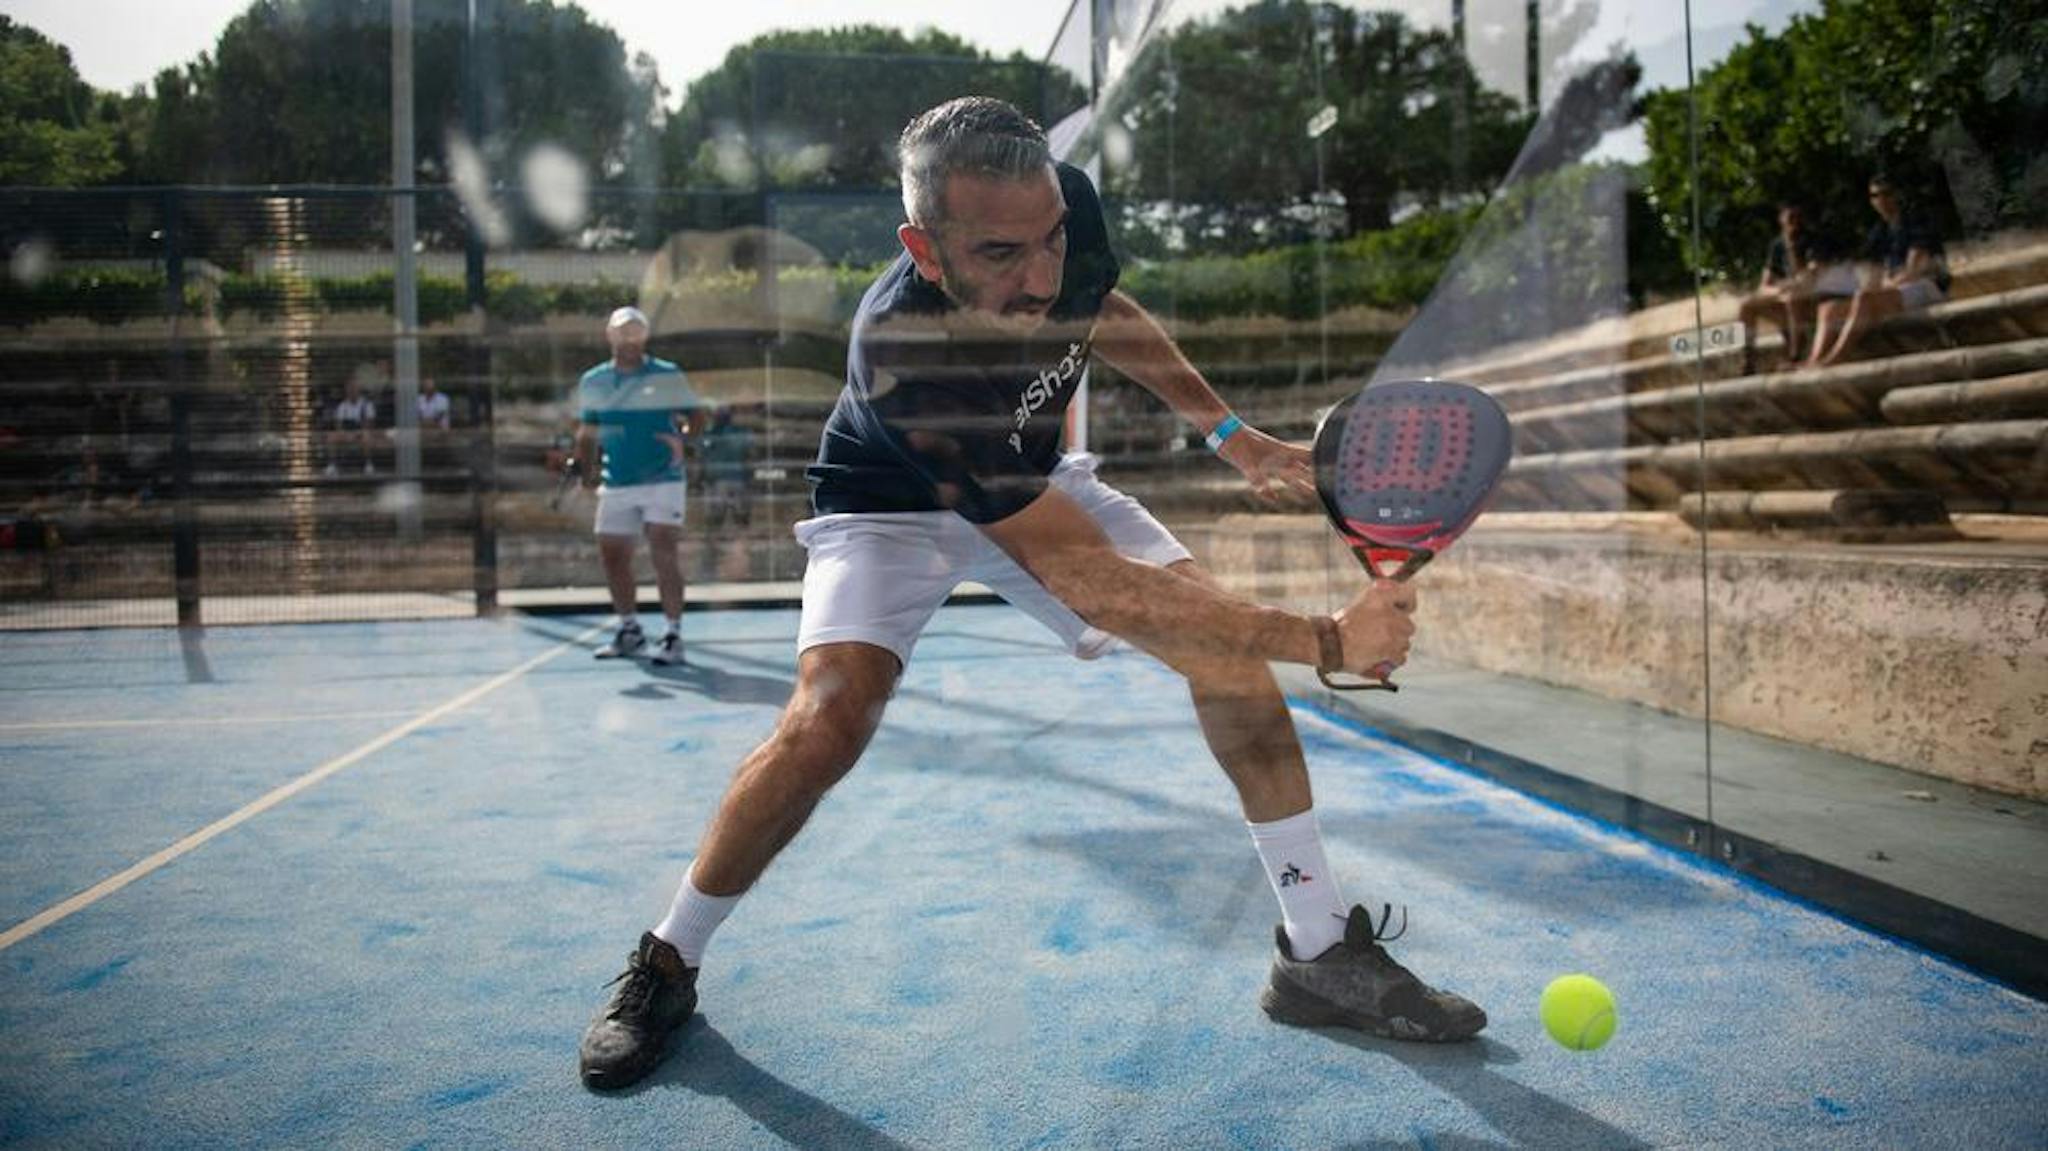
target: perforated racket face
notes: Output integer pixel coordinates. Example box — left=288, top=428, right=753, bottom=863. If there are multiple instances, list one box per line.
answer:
left=1313, top=380, right=1511, bottom=558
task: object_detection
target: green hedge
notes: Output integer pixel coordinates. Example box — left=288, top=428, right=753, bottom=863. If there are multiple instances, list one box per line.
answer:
left=0, top=266, right=201, bottom=325
left=0, top=181, right=1679, bottom=331
left=1120, top=205, right=1481, bottom=323
left=0, top=268, right=646, bottom=327
left=0, top=213, right=1470, bottom=330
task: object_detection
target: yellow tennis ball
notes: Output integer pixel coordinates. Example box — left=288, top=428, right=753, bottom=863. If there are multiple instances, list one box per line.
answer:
left=1540, top=974, right=1617, bottom=1051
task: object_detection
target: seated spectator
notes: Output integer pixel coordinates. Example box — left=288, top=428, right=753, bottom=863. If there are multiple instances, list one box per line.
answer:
left=326, top=378, right=377, bottom=476
left=1737, top=202, right=1851, bottom=371
left=1805, top=176, right=1951, bottom=368
left=417, top=376, right=452, bottom=433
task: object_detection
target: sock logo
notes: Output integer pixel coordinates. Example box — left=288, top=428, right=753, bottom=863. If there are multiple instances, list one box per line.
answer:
left=1278, top=863, right=1313, bottom=887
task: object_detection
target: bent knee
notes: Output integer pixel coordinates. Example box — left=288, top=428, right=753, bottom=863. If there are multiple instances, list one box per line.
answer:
left=770, top=644, right=899, bottom=781
left=762, top=723, right=867, bottom=793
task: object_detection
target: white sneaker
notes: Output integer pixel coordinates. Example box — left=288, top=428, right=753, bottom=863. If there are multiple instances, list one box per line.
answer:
left=595, top=622, right=645, bottom=659
left=650, top=631, right=684, bottom=666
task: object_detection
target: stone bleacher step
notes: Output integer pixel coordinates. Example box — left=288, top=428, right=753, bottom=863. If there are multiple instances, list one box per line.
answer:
left=1478, top=282, right=2048, bottom=417
left=1881, top=368, right=2048, bottom=424
left=1677, top=488, right=1960, bottom=541
left=1445, top=242, right=2048, bottom=393
left=1500, top=418, right=2048, bottom=512
left=1510, top=338, right=2048, bottom=452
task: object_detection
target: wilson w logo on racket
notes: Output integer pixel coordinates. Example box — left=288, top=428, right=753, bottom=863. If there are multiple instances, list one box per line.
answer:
left=1312, top=379, right=1511, bottom=689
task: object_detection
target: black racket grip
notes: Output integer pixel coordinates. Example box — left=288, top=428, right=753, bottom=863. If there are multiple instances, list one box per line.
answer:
left=1316, top=667, right=1400, bottom=693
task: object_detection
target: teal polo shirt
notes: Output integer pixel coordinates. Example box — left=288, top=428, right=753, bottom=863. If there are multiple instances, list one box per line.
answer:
left=576, top=357, right=703, bottom=488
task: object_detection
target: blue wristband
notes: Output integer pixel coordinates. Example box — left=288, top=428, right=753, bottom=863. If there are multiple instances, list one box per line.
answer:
left=1205, top=413, right=1245, bottom=453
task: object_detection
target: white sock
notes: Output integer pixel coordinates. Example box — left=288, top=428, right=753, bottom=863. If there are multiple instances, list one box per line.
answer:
left=616, top=614, right=639, bottom=632
left=1248, top=809, right=1349, bottom=960
left=664, top=616, right=681, bottom=636
left=651, top=867, right=741, bottom=967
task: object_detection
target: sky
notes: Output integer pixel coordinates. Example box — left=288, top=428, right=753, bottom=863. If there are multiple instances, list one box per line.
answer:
left=0, top=0, right=1075, bottom=100
left=6, top=0, right=1814, bottom=103
left=4, top=0, right=1807, bottom=169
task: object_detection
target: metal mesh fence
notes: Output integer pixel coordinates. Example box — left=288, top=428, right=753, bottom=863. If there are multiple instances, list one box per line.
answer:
left=0, top=175, right=977, bottom=628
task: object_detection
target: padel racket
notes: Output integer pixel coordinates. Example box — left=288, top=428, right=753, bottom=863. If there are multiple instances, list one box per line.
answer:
left=548, top=456, right=584, bottom=511
left=1312, top=379, right=1512, bottom=691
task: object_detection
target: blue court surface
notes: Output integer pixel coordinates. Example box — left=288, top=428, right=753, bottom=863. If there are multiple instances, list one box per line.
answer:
left=2, top=607, right=2043, bottom=1149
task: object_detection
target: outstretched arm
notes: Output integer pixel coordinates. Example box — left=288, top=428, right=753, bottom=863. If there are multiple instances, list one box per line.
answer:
left=1090, top=289, right=1315, bottom=502
left=978, top=484, right=1413, bottom=682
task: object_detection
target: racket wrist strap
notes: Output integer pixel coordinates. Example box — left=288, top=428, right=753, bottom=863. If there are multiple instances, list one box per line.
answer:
left=1310, top=615, right=1344, bottom=675
left=1204, top=413, right=1244, bottom=453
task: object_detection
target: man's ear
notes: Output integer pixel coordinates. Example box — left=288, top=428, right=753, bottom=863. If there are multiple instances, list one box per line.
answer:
left=898, top=222, right=945, bottom=284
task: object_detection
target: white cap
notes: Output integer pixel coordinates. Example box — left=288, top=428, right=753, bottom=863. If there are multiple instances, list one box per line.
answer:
left=606, top=305, right=649, bottom=330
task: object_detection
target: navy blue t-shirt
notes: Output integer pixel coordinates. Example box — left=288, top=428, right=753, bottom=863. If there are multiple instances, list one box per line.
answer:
left=806, top=162, right=1121, bottom=525
left=1764, top=232, right=1826, bottom=280
left=1864, top=213, right=1951, bottom=294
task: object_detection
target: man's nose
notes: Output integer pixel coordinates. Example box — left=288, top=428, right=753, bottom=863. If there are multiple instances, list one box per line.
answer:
left=1023, top=244, right=1061, bottom=302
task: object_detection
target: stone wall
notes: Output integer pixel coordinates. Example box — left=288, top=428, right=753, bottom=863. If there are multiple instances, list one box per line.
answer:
left=1174, top=513, right=2048, bottom=800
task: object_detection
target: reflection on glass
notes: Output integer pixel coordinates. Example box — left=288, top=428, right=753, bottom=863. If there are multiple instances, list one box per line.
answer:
left=0, top=0, right=2038, bottom=990
left=1049, top=1, right=1714, bottom=838
left=1059, top=0, right=2039, bottom=994
left=1680, top=0, right=2047, bottom=980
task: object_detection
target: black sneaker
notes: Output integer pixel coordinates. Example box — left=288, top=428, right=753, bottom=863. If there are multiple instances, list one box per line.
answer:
left=650, top=631, right=683, bottom=666
left=1260, top=904, right=1486, bottom=1042
left=578, top=932, right=699, bottom=1090
left=594, top=622, right=645, bottom=660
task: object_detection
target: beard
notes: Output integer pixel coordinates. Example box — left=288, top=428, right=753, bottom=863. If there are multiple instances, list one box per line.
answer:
left=933, top=251, right=1055, bottom=337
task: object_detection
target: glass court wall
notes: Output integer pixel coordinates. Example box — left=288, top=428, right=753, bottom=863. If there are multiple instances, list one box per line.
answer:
left=1051, top=0, right=2046, bottom=994
left=1, top=0, right=2040, bottom=991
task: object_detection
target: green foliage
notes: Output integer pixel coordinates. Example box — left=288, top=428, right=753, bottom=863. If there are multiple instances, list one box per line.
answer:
left=1449, top=164, right=1632, bottom=319
left=0, top=17, right=123, bottom=186
left=545, top=278, right=639, bottom=317
left=0, top=266, right=196, bottom=325
left=1098, top=1, right=1538, bottom=249
left=1642, top=0, right=2048, bottom=279
left=482, top=272, right=546, bottom=324
left=0, top=193, right=1683, bottom=331
left=774, top=263, right=890, bottom=319
left=661, top=25, right=1070, bottom=194
left=1121, top=201, right=1482, bottom=322
left=5, top=268, right=729, bottom=328
left=1120, top=161, right=1689, bottom=327
left=215, top=273, right=296, bottom=318
left=97, top=0, right=661, bottom=202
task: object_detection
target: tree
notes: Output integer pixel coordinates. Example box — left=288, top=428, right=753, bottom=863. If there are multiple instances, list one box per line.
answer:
left=111, top=64, right=217, bottom=187
left=0, top=17, right=123, bottom=186
left=1642, top=0, right=2048, bottom=279
left=1096, top=1, right=1536, bottom=253
left=124, top=0, right=661, bottom=191
left=660, top=25, right=1065, bottom=192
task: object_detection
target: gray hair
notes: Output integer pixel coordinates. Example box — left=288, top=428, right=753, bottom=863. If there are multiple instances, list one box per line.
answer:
left=898, top=97, right=1052, bottom=227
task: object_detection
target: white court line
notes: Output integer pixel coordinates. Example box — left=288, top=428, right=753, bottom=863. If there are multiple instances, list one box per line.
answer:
left=0, top=711, right=418, bottom=734
left=0, top=624, right=602, bottom=954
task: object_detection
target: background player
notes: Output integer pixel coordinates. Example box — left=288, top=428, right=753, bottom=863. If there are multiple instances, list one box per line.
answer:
left=575, top=305, right=707, bottom=665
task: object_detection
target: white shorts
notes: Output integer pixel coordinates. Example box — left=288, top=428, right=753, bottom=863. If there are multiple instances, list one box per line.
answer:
left=794, top=454, right=1192, bottom=667
left=1812, top=264, right=1862, bottom=298
left=594, top=481, right=686, bottom=536
left=1896, top=279, right=1947, bottom=312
